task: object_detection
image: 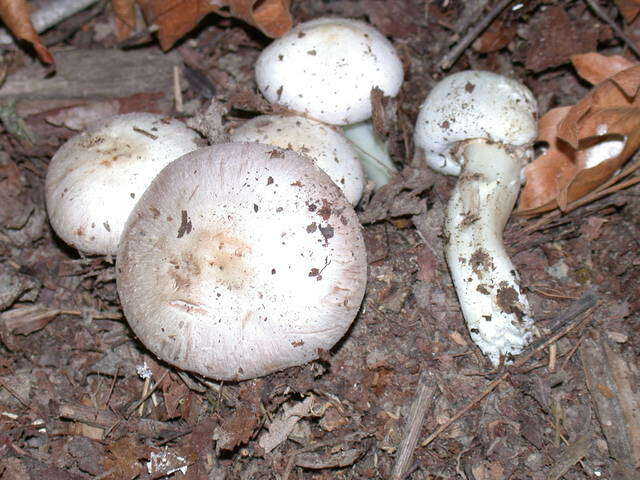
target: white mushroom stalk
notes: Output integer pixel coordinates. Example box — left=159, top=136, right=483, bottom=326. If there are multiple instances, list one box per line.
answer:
left=342, top=121, right=396, bottom=189
left=255, top=17, right=404, bottom=188
left=414, top=71, right=538, bottom=365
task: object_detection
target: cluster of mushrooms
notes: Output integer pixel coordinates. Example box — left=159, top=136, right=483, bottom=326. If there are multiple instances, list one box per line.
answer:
left=45, top=17, right=539, bottom=381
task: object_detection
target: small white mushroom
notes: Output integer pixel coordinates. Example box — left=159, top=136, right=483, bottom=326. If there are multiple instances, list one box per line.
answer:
left=45, top=113, right=201, bottom=255
left=255, top=17, right=403, bottom=186
left=414, top=70, right=538, bottom=365
left=230, top=114, right=365, bottom=205
left=116, top=142, right=368, bottom=381
left=255, top=17, right=403, bottom=125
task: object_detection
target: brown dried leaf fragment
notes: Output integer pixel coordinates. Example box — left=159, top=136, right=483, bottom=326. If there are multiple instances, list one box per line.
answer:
left=112, top=0, right=138, bottom=40
left=571, top=53, right=636, bottom=85
left=518, top=107, right=574, bottom=214
left=519, top=60, right=640, bottom=215
left=0, top=0, right=53, bottom=64
left=614, top=0, right=640, bottom=24
left=473, top=19, right=516, bottom=54
left=139, top=0, right=292, bottom=50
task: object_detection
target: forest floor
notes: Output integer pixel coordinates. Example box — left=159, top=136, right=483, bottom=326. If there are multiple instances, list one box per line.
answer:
left=0, top=0, right=639, bottom=479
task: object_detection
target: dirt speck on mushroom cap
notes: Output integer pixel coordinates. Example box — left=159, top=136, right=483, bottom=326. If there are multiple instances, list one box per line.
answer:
left=116, top=142, right=367, bottom=381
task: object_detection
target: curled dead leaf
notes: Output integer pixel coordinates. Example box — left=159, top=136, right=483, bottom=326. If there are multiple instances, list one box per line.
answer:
left=139, top=0, right=292, bottom=50
left=571, top=53, right=635, bottom=85
left=0, top=0, right=53, bottom=64
left=519, top=107, right=575, bottom=215
left=226, top=0, right=292, bottom=38
left=519, top=60, right=640, bottom=215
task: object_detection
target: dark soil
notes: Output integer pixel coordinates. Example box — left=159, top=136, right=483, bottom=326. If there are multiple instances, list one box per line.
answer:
left=0, top=0, right=639, bottom=479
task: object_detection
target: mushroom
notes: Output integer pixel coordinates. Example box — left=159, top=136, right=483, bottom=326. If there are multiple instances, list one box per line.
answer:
left=342, top=120, right=395, bottom=189
left=45, top=113, right=201, bottom=255
left=116, top=142, right=368, bottom=381
left=230, top=114, right=365, bottom=205
left=255, top=16, right=403, bottom=186
left=414, top=70, right=538, bottom=365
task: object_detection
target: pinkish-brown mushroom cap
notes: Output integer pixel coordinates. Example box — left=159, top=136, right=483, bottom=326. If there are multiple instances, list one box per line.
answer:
left=116, top=142, right=367, bottom=381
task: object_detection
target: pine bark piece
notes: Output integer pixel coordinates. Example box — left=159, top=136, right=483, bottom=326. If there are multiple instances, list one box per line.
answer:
left=580, top=337, right=640, bottom=469
left=0, top=48, right=179, bottom=104
left=546, top=433, right=591, bottom=480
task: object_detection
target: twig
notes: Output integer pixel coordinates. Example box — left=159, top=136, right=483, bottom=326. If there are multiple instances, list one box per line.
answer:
left=157, top=427, right=194, bottom=446
left=59, top=402, right=187, bottom=439
left=138, top=375, right=152, bottom=416
left=43, top=1, right=106, bottom=47
left=439, top=0, right=515, bottom=70
left=282, top=433, right=367, bottom=480
left=560, top=337, right=584, bottom=371
left=0, top=0, right=99, bottom=46
left=548, top=342, right=557, bottom=372
left=104, top=365, right=119, bottom=408
left=0, top=379, right=30, bottom=409
left=174, top=65, right=184, bottom=113
left=127, top=370, right=169, bottom=416
left=93, top=469, right=115, bottom=480
left=132, top=126, right=158, bottom=140
left=420, top=288, right=598, bottom=447
left=59, top=309, right=122, bottom=320
left=523, top=160, right=640, bottom=234
left=391, top=371, right=439, bottom=480
left=583, top=0, right=640, bottom=60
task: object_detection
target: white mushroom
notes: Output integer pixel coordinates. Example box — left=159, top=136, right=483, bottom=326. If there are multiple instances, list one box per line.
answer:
left=414, top=70, right=538, bottom=365
left=230, top=114, right=365, bottom=205
left=45, top=113, right=201, bottom=255
left=255, top=17, right=403, bottom=125
left=116, top=142, right=368, bottom=381
left=255, top=16, right=403, bottom=186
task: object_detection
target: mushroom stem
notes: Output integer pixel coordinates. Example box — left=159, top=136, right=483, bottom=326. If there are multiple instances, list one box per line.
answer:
left=343, top=120, right=397, bottom=188
left=445, top=140, right=534, bottom=365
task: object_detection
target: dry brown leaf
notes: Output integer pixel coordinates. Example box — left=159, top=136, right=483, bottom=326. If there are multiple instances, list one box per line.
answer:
left=473, top=19, right=516, bottom=54
left=615, top=0, right=640, bottom=24
left=112, top=0, right=138, bottom=40
left=139, top=0, right=292, bottom=50
left=571, top=53, right=636, bottom=85
left=519, top=107, right=575, bottom=214
left=519, top=61, right=640, bottom=215
left=0, top=0, right=53, bottom=64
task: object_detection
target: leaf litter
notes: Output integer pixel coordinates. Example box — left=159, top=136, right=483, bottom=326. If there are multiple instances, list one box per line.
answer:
left=0, top=1, right=638, bottom=479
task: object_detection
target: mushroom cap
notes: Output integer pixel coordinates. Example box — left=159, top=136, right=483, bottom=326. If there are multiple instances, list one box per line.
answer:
left=255, top=17, right=404, bottom=125
left=414, top=70, right=538, bottom=176
left=230, top=114, right=365, bottom=205
left=116, top=142, right=368, bottom=381
left=45, top=113, right=201, bottom=255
